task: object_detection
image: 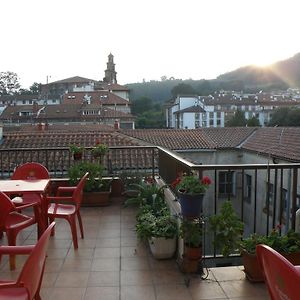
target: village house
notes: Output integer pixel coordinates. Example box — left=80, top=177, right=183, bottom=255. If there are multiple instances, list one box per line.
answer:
left=166, top=91, right=300, bottom=128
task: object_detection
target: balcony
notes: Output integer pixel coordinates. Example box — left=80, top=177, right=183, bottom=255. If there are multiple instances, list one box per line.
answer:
left=1, top=145, right=299, bottom=299
left=0, top=198, right=269, bottom=299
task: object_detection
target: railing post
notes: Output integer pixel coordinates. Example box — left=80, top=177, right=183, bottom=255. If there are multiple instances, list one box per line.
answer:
left=291, top=167, right=298, bottom=230
left=152, top=148, right=155, bottom=180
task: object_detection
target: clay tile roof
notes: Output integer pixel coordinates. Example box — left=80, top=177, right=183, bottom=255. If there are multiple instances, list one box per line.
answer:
left=121, top=129, right=205, bottom=150
left=98, top=82, right=129, bottom=91
left=0, top=131, right=144, bottom=149
left=49, top=76, right=97, bottom=84
left=242, top=127, right=300, bottom=162
left=122, top=128, right=256, bottom=151
left=175, top=106, right=205, bottom=113
left=202, top=127, right=256, bottom=148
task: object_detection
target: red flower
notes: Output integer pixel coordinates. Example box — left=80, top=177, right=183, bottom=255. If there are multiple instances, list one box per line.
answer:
left=95, top=139, right=100, bottom=145
left=171, top=177, right=181, bottom=189
left=201, top=176, right=211, bottom=185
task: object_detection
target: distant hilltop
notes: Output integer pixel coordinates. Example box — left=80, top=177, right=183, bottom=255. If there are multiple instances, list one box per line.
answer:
left=217, top=52, right=300, bottom=89
left=126, top=52, right=300, bottom=102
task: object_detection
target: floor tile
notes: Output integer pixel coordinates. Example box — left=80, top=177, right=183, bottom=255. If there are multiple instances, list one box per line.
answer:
left=55, top=271, right=90, bottom=287
left=84, top=287, right=119, bottom=300
left=91, top=258, right=120, bottom=271
left=88, top=271, right=120, bottom=286
left=121, top=270, right=153, bottom=285
left=121, top=285, right=156, bottom=300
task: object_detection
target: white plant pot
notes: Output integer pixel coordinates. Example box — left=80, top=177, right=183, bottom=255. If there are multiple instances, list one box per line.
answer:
left=148, top=236, right=176, bottom=259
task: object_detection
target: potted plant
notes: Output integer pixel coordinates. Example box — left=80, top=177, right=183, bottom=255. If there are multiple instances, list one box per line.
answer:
left=240, top=229, right=300, bottom=282
left=136, top=209, right=177, bottom=259
left=91, top=142, right=109, bottom=160
left=124, top=179, right=166, bottom=210
left=209, top=200, right=244, bottom=257
left=179, top=218, right=203, bottom=273
left=172, top=174, right=212, bottom=217
left=148, top=213, right=177, bottom=259
left=70, top=144, right=84, bottom=160
left=68, top=161, right=111, bottom=206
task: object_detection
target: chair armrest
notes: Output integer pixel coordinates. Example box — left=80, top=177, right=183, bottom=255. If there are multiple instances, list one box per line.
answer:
left=47, top=196, right=74, bottom=203
left=0, top=245, right=34, bottom=255
left=56, top=186, right=76, bottom=196
left=0, top=282, right=20, bottom=288
left=15, top=202, right=38, bottom=210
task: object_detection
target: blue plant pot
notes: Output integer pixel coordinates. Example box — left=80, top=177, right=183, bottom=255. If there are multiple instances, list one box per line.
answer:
left=177, top=190, right=204, bottom=217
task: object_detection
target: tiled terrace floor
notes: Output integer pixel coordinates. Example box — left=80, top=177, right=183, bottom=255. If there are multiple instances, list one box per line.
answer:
left=0, top=197, right=269, bottom=300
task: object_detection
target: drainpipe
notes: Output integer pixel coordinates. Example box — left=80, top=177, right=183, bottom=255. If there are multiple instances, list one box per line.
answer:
left=0, top=123, right=3, bottom=141
left=286, top=169, right=291, bottom=233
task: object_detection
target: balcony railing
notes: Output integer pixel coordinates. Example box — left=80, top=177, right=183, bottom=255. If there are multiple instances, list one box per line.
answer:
left=1, top=145, right=300, bottom=265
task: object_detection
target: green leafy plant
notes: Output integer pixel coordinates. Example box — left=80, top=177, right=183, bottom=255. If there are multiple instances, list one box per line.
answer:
left=172, top=175, right=211, bottom=194
left=124, top=181, right=166, bottom=212
left=91, top=143, right=109, bottom=157
left=209, top=200, right=244, bottom=257
left=179, top=219, right=203, bottom=248
left=136, top=209, right=177, bottom=241
left=68, top=161, right=109, bottom=192
left=241, top=229, right=300, bottom=254
left=69, top=144, right=84, bottom=154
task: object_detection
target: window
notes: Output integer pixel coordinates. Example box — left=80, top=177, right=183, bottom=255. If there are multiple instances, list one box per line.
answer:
left=265, top=182, right=274, bottom=206
left=244, top=174, right=252, bottom=203
left=219, top=171, right=235, bottom=196
left=281, top=188, right=288, bottom=210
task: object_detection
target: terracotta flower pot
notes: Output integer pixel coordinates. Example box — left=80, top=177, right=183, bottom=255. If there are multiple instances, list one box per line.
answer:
left=73, top=153, right=83, bottom=160
left=184, top=244, right=202, bottom=260
left=242, top=250, right=300, bottom=282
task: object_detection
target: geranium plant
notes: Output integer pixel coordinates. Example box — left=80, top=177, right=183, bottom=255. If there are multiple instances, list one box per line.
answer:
left=69, top=144, right=84, bottom=154
left=172, top=174, right=212, bottom=195
left=91, top=140, right=109, bottom=158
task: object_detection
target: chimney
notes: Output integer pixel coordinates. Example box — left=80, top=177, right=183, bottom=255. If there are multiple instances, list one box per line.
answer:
left=114, top=120, right=119, bottom=130
left=33, top=102, right=38, bottom=113
left=37, top=122, right=46, bottom=131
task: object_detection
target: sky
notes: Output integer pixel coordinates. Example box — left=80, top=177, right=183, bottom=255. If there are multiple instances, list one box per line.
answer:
left=1, top=0, right=300, bottom=89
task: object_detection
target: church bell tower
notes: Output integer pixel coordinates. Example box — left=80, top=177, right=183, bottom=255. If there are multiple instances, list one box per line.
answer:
left=103, top=53, right=117, bottom=84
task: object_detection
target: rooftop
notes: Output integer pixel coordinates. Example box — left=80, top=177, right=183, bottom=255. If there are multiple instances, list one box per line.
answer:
left=0, top=198, right=269, bottom=300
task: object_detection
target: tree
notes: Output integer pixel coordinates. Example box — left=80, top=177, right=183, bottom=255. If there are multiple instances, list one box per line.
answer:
left=197, top=80, right=212, bottom=95
left=226, top=110, right=247, bottom=127
left=247, top=116, right=260, bottom=127
left=269, top=107, right=300, bottom=126
left=0, top=71, right=20, bottom=95
left=29, top=82, right=41, bottom=94
left=131, top=97, right=153, bottom=115
left=171, top=83, right=195, bottom=98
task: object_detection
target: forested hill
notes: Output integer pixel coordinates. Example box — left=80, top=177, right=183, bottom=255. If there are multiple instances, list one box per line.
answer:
left=125, top=79, right=182, bottom=102
left=218, top=53, right=300, bottom=89
left=125, top=53, right=300, bottom=103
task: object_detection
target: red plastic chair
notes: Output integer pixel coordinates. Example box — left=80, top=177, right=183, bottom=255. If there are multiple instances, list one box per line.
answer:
left=47, top=172, right=88, bottom=249
left=11, top=162, right=50, bottom=236
left=0, top=191, right=38, bottom=270
left=0, top=222, right=55, bottom=300
left=256, top=244, right=300, bottom=300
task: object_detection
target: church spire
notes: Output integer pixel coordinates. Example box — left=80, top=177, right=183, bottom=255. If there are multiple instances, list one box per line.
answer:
left=103, top=53, right=117, bottom=84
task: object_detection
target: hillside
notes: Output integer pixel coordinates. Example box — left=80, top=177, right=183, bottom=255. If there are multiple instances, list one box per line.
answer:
left=126, top=52, right=300, bottom=103
left=218, top=53, right=300, bottom=88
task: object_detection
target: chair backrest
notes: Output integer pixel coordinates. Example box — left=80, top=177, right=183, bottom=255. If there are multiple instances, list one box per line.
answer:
left=73, top=172, right=89, bottom=210
left=12, top=162, right=50, bottom=180
left=0, top=191, right=15, bottom=231
left=256, top=244, right=300, bottom=300
left=16, top=222, right=55, bottom=299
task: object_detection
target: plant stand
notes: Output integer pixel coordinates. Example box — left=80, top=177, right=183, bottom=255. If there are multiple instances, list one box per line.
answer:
left=178, top=216, right=205, bottom=287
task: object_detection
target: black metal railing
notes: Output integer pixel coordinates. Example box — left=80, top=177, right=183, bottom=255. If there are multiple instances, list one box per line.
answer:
left=1, top=145, right=300, bottom=264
